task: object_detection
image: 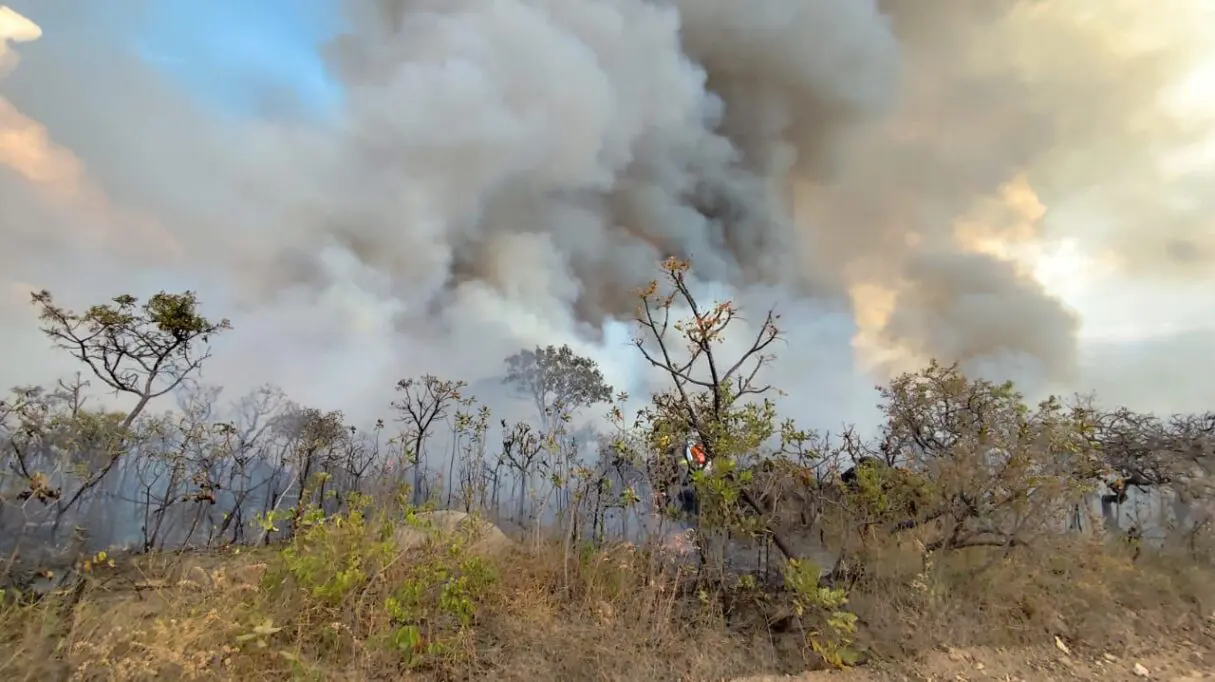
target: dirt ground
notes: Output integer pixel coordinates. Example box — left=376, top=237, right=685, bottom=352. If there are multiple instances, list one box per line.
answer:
left=736, top=641, right=1215, bottom=681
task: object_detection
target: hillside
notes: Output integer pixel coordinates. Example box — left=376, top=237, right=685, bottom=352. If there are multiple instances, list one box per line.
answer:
left=2, top=266, right=1213, bottom=681
left=2, top=509, right=1212, bottom=681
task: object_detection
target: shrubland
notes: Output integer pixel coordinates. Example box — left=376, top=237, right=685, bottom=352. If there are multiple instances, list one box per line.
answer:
left=1, top=258, right=1212, bottom=681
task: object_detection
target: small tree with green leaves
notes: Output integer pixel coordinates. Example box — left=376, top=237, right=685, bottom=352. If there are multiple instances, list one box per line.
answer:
left=450, top=401, right=490, bottom=511
left=631, top=257, right=798, bottom=562
left=873, top=361, right=1100, bottom=558
left=21, top=290, right=229, bottom=529
left=629, top=257, right=863, bottom=667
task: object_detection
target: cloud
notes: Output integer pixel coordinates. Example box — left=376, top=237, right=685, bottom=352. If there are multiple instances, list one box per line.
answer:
left=0, top=0, right=1211, bottom=428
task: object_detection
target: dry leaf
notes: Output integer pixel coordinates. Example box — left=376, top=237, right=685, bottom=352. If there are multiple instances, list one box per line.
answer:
left=1054, top=636, right=1071, bottom=656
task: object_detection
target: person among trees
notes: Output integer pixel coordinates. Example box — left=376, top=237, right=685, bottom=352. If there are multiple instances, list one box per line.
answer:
left=676, top=437, right=711, bottom=517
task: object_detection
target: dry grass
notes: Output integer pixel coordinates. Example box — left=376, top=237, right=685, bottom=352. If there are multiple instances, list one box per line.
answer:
left=844, top=533, right=1215, bottom=661
left=0, top=514, right=780, bottom=681
left=0, top=513, right=1212, bottom=682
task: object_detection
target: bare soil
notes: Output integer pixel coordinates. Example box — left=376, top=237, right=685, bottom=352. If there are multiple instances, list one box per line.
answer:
left=737, top=641, right=1215, bottom=681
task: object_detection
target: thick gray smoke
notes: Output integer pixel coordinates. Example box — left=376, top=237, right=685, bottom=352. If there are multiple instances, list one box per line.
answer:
left=1, top=0, right=1213, bottom=426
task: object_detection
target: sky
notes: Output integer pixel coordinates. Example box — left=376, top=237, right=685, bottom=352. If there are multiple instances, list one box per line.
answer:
left=134, top=0, right=344, bottom=120
left=2, top=0, right=1214, bottom=428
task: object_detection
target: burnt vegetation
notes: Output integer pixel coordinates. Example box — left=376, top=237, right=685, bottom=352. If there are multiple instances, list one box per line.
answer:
left=1, top=262, right=1213, bottom=680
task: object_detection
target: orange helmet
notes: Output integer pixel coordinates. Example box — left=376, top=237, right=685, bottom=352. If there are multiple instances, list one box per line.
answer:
left=684, top=439, right=710, bottom=470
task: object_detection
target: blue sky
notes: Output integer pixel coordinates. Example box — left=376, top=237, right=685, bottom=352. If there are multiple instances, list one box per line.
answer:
left=134, top=0, right=346, bottom=119
left=4, top=0, right=346, bottom=118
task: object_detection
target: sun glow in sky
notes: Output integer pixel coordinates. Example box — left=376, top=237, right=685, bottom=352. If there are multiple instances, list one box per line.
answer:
left=1044, top=50, right=1215, bottom=343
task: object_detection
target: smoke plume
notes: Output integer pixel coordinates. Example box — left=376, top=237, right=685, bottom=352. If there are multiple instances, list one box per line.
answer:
left=1, top=0, right=1213, bottom=425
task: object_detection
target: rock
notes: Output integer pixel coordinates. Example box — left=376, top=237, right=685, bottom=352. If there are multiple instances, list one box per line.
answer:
left=182, top=565, right=213, bottom=589
left=1133, top=662, right=1151, bottom=677
left=419, top=510, right=483, bottom=534
left=393, top=511, right=517, bottom=557
left=393, top=526, right=430, bottom=552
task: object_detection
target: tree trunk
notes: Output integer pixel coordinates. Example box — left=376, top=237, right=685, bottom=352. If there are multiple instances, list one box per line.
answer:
left=412, top=436, right=426, bottom=507
left=517, top=472, right=528, bottom=523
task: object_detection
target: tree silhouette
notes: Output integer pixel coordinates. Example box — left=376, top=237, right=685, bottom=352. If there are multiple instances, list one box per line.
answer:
left=503, top=344, right=612, bottom=433
left=31, top=290, right=230, bottom=428
left=499, top=419, right=544, bottom=523
left=391, top=375, right=466, bottom=506
left=504, top=344, right=612, bottom=513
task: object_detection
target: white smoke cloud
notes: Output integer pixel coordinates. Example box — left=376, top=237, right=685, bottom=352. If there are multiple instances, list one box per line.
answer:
left=0, top=0, right=1212, bottom=432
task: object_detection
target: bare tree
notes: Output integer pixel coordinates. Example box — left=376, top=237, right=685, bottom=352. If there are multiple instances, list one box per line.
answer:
left=1075, top=404, right=1215, bottom=537
left=211, top=385, right=291, bottom=545
left=335, top=421, right=384, bottom=507
left=132, top=388, right=223, bottom=551
left=281, top=408, right=347, bottom=538
left=391, top=375, right=467, bottom=506
left=499, top=420, right=544, bottom=523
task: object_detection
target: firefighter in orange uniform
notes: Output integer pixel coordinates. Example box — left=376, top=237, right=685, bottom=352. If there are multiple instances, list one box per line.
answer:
left=674, top=438, right=710, bottom=516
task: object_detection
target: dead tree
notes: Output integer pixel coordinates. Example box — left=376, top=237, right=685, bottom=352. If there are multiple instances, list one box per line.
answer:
left=499, top=420, right=544, bottom=523
left=391, top=375, right=466, bottom=507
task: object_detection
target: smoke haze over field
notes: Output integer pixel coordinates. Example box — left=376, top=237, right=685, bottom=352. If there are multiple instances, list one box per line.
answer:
left=1, top=0, right=1214, bottom=427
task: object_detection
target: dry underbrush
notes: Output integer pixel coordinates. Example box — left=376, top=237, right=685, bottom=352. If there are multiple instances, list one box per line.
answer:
left=0, top=506, right=771, bottom=681
left=844, top=534, right=1215, bottom=661
left=0, top=508, right=1212, bottom=682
